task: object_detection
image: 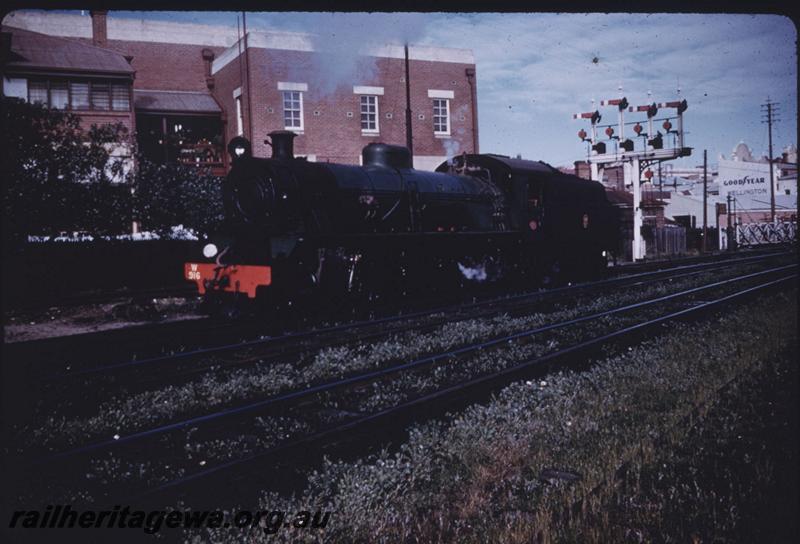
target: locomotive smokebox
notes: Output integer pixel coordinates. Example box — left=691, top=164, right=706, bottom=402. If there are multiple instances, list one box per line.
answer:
left=266, top=130, right=297, bottom=160
left=362, top=143, right=413, bottom=170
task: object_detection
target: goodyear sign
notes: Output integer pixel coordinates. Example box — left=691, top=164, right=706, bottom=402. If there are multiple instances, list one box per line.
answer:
left=717, top=158, right=772, bottom=209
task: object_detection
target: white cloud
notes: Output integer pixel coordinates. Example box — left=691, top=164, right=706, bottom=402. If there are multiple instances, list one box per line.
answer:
left=108, top=10, right=797, bottom=167
left=414, top=12, right=796, bottom=165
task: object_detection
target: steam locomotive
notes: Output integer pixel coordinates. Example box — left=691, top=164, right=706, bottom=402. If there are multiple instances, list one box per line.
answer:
left=185, top=131, right=619, bottom=318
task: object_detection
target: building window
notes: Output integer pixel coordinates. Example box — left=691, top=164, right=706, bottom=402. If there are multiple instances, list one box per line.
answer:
left=70, top=82, right=90, bottom=110
left=111, top=84, right=130, bottom=111
left=91, top=82, right=111, bottom=111
left=26, top=78, right=130, bottom=112
left=28, top=81, right=48, bottom=104
left=50, top=81, right=69, bottom=109
left=360, top=95, right=379, bottom=133
left=433, top=98, right=450, bottom=135
left=283, top=91, right=303, bottom=131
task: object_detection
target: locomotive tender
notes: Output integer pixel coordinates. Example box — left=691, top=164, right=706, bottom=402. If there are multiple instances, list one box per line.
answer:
left=185, top=131, right=619, bottom=316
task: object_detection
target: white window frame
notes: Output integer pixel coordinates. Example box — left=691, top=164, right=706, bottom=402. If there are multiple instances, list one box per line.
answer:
left=433, top=98, right=450, bottom=136
left=235, top=97, right=243, bottom=135
left=282, top=90, right=304, bottom=132
left=233, top=87, right=244, bottom=136
left=353, top=85, right=385, bottom=96
left=360, top=95, right=379, bottom=134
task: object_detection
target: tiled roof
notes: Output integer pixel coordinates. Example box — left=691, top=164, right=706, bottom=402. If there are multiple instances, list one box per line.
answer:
left=134, top=89, right=220, bottom=113
left=2, top=25, right=133, bottom=75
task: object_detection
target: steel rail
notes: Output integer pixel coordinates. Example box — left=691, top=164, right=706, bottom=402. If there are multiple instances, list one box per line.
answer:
left=31, top=253, right=790, bottom=428
left=42, top=250, right=790, bottom=382
left=40, top=256, right=767, bottom=395
left=134, top=271, right=797, bottom=501
left=36, top=262, right=796, bottom=465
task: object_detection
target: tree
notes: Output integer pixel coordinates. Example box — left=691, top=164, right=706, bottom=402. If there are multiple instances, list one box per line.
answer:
left=1, top=97, right=131, bottom=243
left=131, top=159, right=224, bottom=236
left=2, top=97, right=225, bottom=243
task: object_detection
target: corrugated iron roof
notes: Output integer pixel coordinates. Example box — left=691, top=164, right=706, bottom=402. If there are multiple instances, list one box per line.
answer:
left=134, top=90, right=220, bottom=113
left=2, top=25, right=134, bottom=75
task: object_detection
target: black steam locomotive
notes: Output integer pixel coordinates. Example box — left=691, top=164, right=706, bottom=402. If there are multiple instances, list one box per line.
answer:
left=185, top=131, right=619, bottom=317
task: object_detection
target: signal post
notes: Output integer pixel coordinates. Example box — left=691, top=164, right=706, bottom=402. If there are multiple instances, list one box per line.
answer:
left=574, top=93, right=691, bottom=260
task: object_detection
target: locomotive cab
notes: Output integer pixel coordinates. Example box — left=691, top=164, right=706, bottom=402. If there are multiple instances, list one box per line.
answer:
left=437, top=153, right=617, bottom=283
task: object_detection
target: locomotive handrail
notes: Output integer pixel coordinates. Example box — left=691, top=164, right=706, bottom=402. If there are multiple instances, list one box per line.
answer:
left=214, top=245, right=230, bottom=267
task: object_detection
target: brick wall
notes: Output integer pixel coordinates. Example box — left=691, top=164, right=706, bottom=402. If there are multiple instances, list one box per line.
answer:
left=212, top=55, right=245, bottom=148
left=75, top=109, right=134, bottom=134
left=214, top=47, right=477, bottom=167
left=74, top=38, right=226, bottom=92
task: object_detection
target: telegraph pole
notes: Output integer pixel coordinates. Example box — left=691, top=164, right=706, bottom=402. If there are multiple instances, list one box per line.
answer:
left=242, top=12, right=253, bottom=144
left=702, top=149, right=708, bottom=253
left=404, top=43, right=414, bottom=157
left=726, top=194, right=733, bottom=251
left=761, top=98, right=780, bottom=222
left=658, top=161, right=662, bottom=193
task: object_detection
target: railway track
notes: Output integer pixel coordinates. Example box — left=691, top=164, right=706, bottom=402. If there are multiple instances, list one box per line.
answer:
left=17, top=251, right=791, bottom=420
left=8, top=253, right=796, bottom=509
left=6, top=248, right=788, bottom=391
left=136, top=265, right=797, bottom=507
left=24, top=249, right=790, bottom=378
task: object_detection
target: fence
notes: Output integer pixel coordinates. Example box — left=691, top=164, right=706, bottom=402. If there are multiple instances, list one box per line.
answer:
left=619, top=225, right=687, bottom=261
left=736, top=221, right=797, bottom=247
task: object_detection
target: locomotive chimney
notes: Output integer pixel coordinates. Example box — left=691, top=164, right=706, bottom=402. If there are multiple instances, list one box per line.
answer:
left=266, top=130, right=296, bottom=160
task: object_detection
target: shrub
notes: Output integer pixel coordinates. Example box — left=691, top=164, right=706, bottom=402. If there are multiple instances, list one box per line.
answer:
left=131, top=160, right=223, bottom=236
left=2, top=97, right=224, bottom=242
left=1, top=98, right=131, bottom=242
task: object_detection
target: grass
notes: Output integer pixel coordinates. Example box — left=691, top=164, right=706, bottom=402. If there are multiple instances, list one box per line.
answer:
left=187, top=288, right=797, bottom=543
left=21, top=266, right=749, bottom=452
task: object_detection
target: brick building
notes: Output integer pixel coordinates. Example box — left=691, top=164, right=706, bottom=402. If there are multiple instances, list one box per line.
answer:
left=2, top=10, right=478, bottom=173
left=0, top=25, right=135, bottom=133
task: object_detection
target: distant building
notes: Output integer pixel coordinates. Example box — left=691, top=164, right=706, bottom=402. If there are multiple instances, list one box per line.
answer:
left=1, top=24, right=137, bottom=181
left=2, top=10, right=479, bottom=173
left=717, top=141, right=797, bottom=229
left=653, top=141, right=797, bottom=248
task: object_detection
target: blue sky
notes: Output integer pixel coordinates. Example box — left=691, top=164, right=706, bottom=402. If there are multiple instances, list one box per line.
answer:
left=58, top=11, right=800, bottom=168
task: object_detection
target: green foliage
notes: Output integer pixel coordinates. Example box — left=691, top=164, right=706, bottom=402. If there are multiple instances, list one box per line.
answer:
left=1, top=97, right=223, bottom=242
left=131, top=159, right=223, bottom=236
left=2, top=97, right=132, bottom=240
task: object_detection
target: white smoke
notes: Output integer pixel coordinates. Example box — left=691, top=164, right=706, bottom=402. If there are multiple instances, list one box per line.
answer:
left=443, top=138, right=461, bottom=164
left=272, top=13, right=431, bottom=97
left=458, top=261, right=487, bottom=281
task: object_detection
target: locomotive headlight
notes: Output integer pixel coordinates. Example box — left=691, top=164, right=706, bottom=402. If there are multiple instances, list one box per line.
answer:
left=203, top=243, right=218, bottom=258
left=234, top=146, right=246, bottom=157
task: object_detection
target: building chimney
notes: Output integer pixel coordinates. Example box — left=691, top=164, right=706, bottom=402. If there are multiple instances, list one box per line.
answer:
left=201, top=48, right=215, bottom=76
left=90, top=11, right=108, bottom=47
